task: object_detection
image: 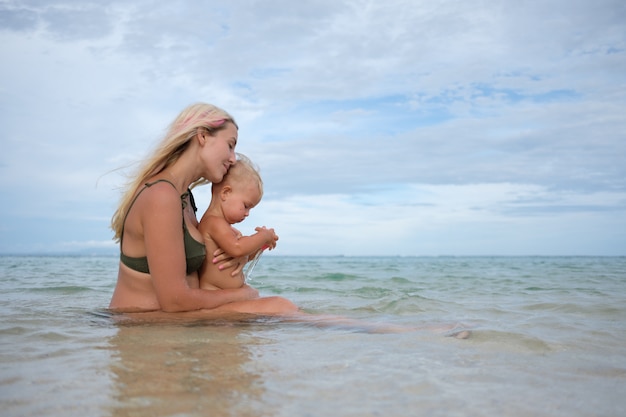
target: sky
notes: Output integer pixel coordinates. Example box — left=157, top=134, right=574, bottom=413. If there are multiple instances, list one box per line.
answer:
left=0, top=0, right=625, bottom=256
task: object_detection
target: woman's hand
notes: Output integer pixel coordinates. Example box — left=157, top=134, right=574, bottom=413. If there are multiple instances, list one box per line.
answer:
left=213, top=248, right=248, bottom=277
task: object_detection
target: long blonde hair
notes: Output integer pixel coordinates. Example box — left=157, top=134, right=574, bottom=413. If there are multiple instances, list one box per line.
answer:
left=111, top=102, right=237, bottom=241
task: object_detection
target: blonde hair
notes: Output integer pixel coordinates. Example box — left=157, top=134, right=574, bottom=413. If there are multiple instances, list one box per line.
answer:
left=214, top=153, right=263, bottom=197
left=111, top=102, right=237, bottom=241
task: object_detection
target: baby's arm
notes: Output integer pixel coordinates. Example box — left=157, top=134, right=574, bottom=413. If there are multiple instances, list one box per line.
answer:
left=205, top=216, right=278, bottom=258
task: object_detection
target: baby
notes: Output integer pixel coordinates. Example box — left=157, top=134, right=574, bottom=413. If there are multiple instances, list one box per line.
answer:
left=198, top=154, right=278, bottom=290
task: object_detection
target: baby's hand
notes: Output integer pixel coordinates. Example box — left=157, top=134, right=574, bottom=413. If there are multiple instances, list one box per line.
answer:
left=255, top=226, right=279, bottom=250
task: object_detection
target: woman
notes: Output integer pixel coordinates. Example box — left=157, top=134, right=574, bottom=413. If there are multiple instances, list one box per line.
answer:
left=109, top=103, right=298, bottom=314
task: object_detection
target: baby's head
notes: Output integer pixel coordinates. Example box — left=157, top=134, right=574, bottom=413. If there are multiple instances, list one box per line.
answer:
left=212, top=153, right=264, bottom=210
left=220, top=153, right=262, bottom=194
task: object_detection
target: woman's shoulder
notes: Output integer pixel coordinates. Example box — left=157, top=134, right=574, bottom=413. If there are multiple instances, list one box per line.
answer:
left=135, top=178, right=182, bottom=211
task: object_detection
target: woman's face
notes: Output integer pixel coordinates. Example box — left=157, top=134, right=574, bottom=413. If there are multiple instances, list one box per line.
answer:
left=200, top=122, right=238, bottom=183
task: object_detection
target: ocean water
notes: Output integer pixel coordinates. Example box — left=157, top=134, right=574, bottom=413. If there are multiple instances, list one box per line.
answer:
left=1, top=255, right=625, bottom=417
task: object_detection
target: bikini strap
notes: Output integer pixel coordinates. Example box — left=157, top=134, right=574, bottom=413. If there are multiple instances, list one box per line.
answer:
left=181, top=188, right=198, bottom=213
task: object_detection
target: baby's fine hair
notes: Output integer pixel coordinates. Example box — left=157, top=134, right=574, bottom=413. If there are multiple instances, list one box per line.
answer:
left=217, top=153, right=263, bottom=197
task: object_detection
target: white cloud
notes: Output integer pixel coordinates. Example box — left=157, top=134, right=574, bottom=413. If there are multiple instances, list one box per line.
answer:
left=0, top=0, right=624, bottom=254
left=244, top=183, right=625, bottom=255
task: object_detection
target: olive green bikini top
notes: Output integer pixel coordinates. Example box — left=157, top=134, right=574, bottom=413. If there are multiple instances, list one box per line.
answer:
left=119, top=179, right=206, bottom=275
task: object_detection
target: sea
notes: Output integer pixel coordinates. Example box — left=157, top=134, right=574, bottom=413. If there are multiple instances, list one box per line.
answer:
left=1, top=255, right=625, bottom=417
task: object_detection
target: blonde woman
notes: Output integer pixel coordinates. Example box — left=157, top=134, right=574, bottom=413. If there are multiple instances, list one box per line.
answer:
left=109, top=103, right=296, bottom=314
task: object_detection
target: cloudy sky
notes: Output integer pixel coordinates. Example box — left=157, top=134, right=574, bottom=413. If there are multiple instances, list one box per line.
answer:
left=0, top=0, right=624, bottom=256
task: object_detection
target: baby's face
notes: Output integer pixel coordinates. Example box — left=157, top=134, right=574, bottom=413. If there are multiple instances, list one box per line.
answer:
left=222, top=180, right=262, bottom=224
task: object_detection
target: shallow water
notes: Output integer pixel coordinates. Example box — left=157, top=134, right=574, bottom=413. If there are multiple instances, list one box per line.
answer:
left=1, top=255, right=625, bottom=416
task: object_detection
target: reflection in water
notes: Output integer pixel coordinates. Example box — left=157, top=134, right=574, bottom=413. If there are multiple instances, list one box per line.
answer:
left=105, top=314, right=275, bottom=417
left=100, top=309, right=460, bottom=417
